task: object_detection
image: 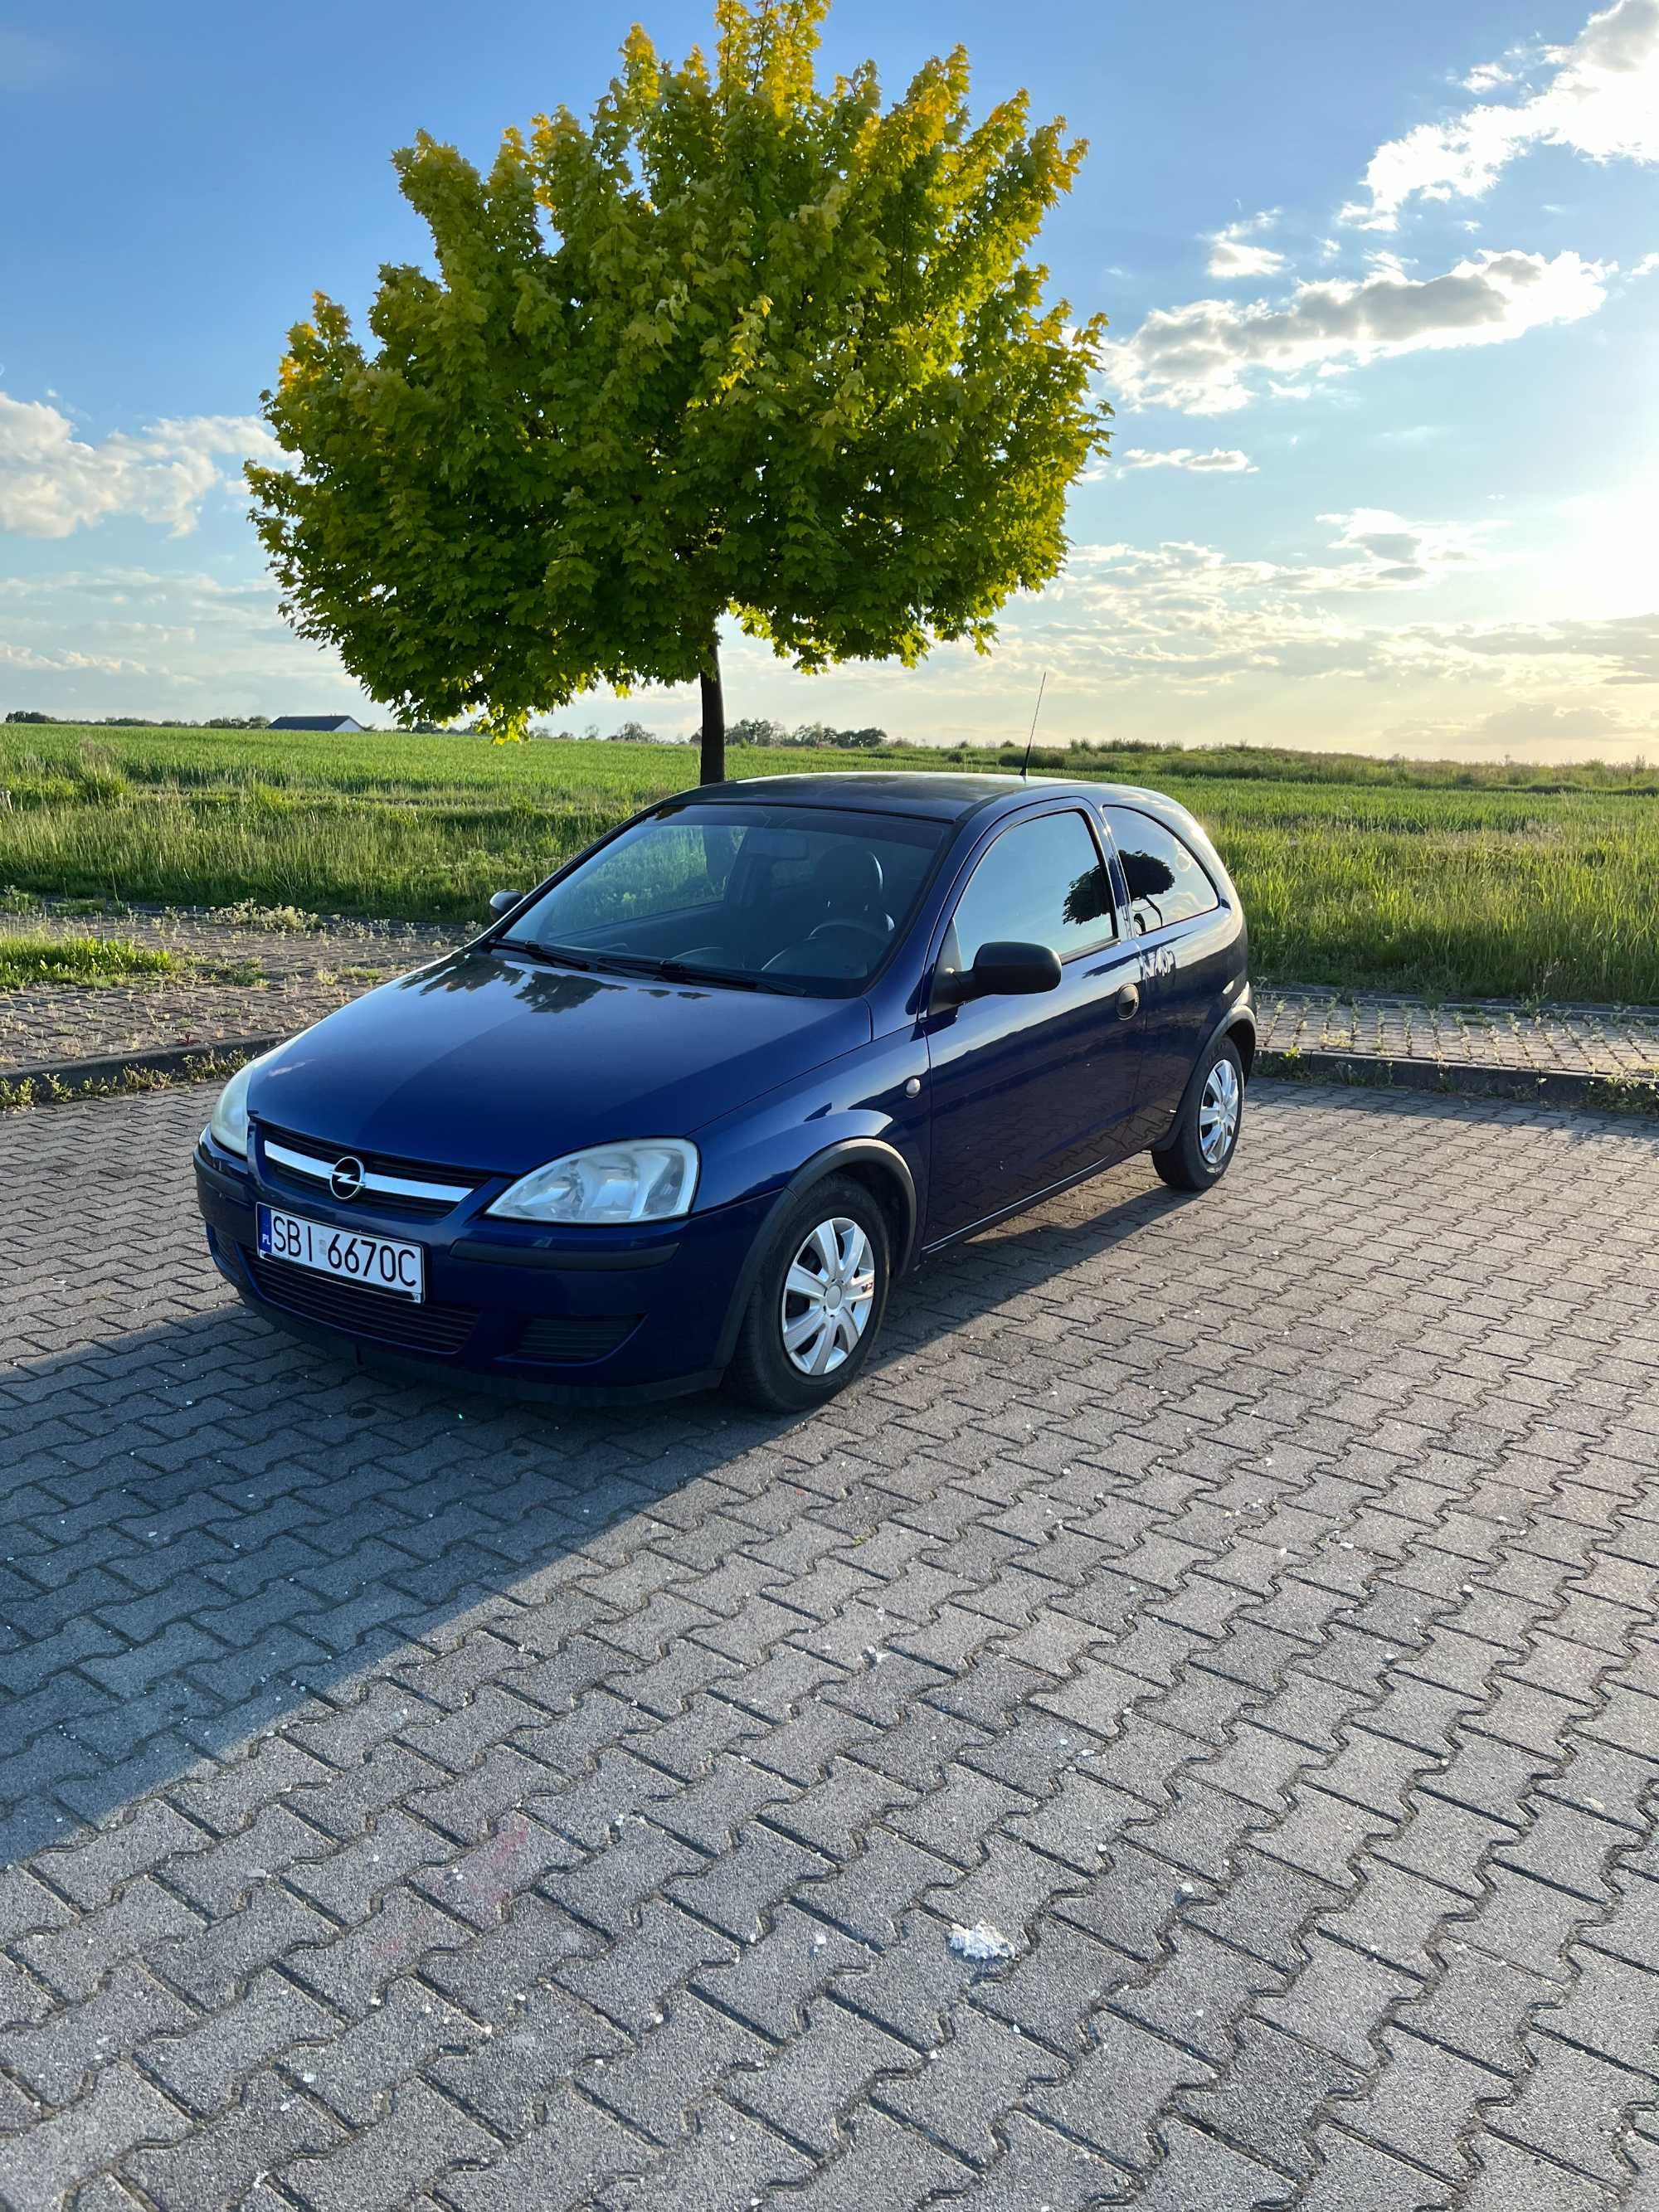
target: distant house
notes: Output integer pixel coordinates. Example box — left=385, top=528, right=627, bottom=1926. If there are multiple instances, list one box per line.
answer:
left=269, top=714, right=365, bottom=733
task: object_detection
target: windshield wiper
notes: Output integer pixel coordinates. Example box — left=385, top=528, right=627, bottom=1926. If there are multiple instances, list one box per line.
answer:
left=585, top=950, right=791, bottom=994
left=493, top=937, right=596, bottom=972
left=655, top=960, right=766, bottom=992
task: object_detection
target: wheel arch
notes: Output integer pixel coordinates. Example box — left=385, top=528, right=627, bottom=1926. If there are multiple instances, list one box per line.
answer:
left=1159, top=1002, right=1257, bottom=1159
left=711, top=1139, right=918, bottom=1373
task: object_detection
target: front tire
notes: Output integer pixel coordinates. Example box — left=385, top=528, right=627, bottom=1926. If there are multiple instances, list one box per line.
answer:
left=1152, top=1034, right=1244, bottom=1193
left=725, top=1175, right=890, bottom=1412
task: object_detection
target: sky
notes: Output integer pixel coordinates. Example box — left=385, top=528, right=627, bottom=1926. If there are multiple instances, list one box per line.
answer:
left=1, top=0, right=1656, bottom=758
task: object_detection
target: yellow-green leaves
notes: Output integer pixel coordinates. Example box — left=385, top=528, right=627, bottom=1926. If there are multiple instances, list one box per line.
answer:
left=247, top=0, right=1109, bottom=737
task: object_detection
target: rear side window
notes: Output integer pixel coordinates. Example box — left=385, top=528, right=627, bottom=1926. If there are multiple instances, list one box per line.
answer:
left=948, top=810, right=1116, bottom=966
left=1103, top=808, right=1220, bottom=936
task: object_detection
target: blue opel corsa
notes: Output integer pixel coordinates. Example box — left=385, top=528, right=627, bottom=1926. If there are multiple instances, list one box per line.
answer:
left=195, top=774, right=1253, bottom=1411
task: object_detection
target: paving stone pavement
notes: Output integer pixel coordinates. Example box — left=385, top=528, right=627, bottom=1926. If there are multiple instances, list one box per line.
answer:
left=1257, top=990, right=1659, bottom=1084
left=2, top=1078, right=1657, bottom=2210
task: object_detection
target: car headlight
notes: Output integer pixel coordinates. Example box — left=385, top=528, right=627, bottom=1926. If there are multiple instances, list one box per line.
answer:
left=488, top=1139, right=698, bottom=1225
left=206, top=1057, right=262, bottom=1157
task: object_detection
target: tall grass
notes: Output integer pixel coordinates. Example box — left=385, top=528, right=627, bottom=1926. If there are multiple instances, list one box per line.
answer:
left=2, top=726, right=1656, bottom=1002
left=0, top=934, right=179, bottom=991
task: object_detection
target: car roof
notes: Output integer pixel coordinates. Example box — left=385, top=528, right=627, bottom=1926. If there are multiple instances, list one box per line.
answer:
left=676, top=770, right=1184, bottom=824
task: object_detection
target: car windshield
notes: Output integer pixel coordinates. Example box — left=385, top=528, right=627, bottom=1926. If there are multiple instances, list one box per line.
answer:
left=497, top=801, right=950, bottom=994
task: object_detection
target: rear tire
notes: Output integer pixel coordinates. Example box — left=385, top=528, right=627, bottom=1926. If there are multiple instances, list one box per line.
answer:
left=725, top=1175, right=890, bottom=1413
left=1152, top=1034, right=1244, bottom=1193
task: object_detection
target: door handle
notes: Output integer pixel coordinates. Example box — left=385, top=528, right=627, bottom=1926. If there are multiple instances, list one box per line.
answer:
left=1116, top=984, right=1140, bottom=1020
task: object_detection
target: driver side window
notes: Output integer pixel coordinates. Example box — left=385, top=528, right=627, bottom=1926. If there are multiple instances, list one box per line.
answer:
left=948, top=810, right=1117, bottom=970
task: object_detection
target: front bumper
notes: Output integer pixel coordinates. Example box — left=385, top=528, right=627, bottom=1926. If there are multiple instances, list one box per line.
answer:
left=194, top=1139, right=773, bottom=1403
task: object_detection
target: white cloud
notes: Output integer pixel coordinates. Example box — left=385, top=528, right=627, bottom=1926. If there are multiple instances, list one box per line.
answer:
left=1461, top=700, right=1623, bottom=741
left=946, top=524, right=1659, bottom=761
left=1341, top=0, right=1659, bottom=230
left=1318, top=508, right=1491, bottom=588
left=1062, top=509, right=1491, bottom=615
left=0, top=641, right=148, bottom=678
left=1432, top=610, right=1659, bottom=684
left=1206, top=212, right=1287, bottom=280
left=0, top=567, right=359, bottom=718
left=1102, top=248, right=1609, bottom=414
left=1376, top=698, right=1657, bottom=753
left=1208, top=240, right=1287, bottom=280
left=0, top=394, right=275, bottom=539
left=1115, top=447, right=1258, bottom=474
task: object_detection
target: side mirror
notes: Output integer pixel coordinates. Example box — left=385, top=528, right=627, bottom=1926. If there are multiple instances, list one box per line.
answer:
left=936, top=939, right=1063, bottom=1006
left=973, top=940, right=1063, bottom=997
left=489, top=889, right=523, bottom=919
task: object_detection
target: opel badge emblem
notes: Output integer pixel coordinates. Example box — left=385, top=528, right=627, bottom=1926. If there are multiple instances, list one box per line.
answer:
left=329, top=1155, right=366, bottom=1201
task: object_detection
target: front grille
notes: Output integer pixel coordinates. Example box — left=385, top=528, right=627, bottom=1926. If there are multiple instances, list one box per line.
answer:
left=256, top=1123, right=486, bottom=1220
left=241, top=1248, right=476, bottom=1354
left=513, top=1314, right=640, bottom=1364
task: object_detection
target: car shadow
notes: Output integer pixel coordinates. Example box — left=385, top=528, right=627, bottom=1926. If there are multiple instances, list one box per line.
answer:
left=0, top=1162, right=1181, bottom=1865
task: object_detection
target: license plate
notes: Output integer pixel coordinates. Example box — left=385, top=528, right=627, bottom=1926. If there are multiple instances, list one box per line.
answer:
left=256, top=1205, right=426, bottom=1300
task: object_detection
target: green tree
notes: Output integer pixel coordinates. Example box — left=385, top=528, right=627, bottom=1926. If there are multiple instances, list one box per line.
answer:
left=248, top=0, right=1108, bottom=781
left=727, top=714, right=788, bottom=747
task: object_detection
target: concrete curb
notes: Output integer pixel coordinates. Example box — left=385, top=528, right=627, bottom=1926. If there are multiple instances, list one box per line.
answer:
left=0, top=1033, right=286, bottom=1106
left=1257, top=1045, right=1659, bottom=1116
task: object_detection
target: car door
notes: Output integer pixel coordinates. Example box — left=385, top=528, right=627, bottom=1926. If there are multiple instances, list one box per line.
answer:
left=1101, top=805, right=1232, bottom=1146
left=922, top=805, right=1146, bottom=1246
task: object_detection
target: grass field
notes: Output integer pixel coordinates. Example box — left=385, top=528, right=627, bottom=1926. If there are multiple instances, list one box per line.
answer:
left=2, top=722, right=1657, bottom=1004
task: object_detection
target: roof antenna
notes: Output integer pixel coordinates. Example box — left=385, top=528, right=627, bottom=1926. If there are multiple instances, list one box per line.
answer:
left=1020, top=670, right=1048, bottom=781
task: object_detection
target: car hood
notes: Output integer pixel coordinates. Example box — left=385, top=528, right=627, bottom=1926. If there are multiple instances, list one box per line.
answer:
left=248, top=948, right=873, bottom=1173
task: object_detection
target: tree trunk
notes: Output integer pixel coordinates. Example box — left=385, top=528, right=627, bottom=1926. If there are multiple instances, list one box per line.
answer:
left=698, top=634, right=726, bottom=787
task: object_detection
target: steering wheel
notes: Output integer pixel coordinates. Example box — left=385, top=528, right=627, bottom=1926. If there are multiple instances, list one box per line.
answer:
left=805, top=918, right=889, bottom=950
left=763, top=917, right=889, bottom=975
